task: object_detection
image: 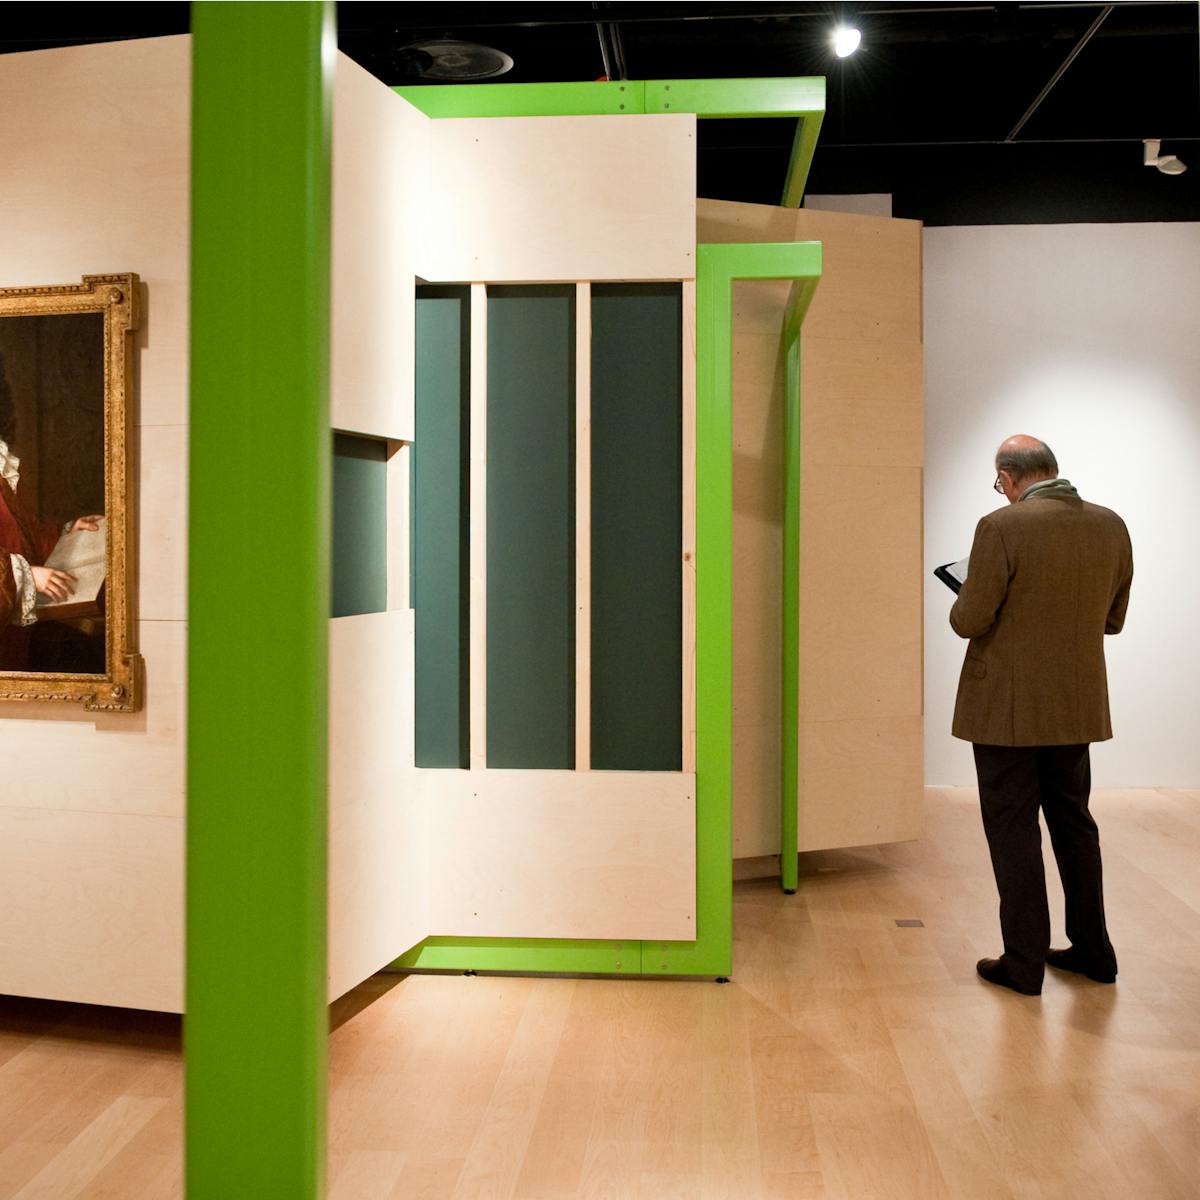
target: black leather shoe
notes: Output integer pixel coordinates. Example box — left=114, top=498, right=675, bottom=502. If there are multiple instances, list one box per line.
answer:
left=1046, top=947, right=1117, bottom=984
left=976, top=957, right=1042, bottom=996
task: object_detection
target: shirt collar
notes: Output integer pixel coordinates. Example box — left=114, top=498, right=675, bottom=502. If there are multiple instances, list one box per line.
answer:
left=0, top=439, right=19, bottom=489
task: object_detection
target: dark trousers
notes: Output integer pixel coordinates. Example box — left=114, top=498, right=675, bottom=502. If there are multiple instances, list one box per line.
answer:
left=972, top=743, right=1117, bottom=991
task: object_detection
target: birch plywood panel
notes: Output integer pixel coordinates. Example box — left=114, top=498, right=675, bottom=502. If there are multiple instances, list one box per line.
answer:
left=0, top=620, right=184, bottom=817
left=800, top=337, right=924, bottom=468
left=696, top=197, right=803, bottom=245
left=798, top=465, right=924, bottom=724
left=0, top=36, right=190, bottom=429
left=698, top=198, right=924, bottom=859
left=733, top=721, right=779, bottom=857
left=422, top=770, right=696, bottom=941
left=331, top=55, right=427, bottom=442
left=0, top=807, right=183, bottom=1011
left=137, top=423, right=188, bottom=622
left=798, top=717, right=923, bottom=851
left=0, top=36, right=191, bottom=1009
left=327, top=552, right=423, bottom=996
left=792, top=208, right=923, bottom=344
left=427, top=115, right=697, bottom=283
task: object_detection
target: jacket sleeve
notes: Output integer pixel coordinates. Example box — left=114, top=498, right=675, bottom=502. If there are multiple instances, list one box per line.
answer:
left=950, top=516, right=1009, bottom=639
left=1105, top=523, right=1134, bottom=635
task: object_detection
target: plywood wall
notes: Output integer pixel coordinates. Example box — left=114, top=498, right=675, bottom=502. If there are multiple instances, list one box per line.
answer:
left=0, top=36, right=191, bottom=1011
left=698, top=198, right=924, bottom=856
left=327, top=56, right=428, bottom=1000
left=425, top=115, right=697, bottom=284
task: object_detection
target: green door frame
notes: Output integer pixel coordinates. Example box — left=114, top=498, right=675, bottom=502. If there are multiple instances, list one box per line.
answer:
left=391, top=77, right=824, bottom=980
left=397, top=241, right=821, bottom=980
left=187, top=3, right=334, bottom=1197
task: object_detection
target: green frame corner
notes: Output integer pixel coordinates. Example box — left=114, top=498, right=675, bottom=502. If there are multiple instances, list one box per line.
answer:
left=393, top=76, right=826, bottom=207
left=187, top=2, right=334, bottom=1197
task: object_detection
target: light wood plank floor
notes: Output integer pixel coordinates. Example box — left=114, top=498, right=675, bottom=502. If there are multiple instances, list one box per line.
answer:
left=1, top=787, right=1197, bottom=1199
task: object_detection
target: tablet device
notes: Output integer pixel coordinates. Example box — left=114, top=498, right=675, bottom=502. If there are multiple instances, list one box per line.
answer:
left=934, top=557, right=969, bottom=594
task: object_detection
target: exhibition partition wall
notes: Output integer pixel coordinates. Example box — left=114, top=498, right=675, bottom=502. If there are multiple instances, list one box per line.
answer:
left=697, top=199, right=925, bottom=863
left=385, top=81, right=824, bottom=975
left=0, top=34, right=190, bottom=1013
left=0, top=26, right=834, bottom=1006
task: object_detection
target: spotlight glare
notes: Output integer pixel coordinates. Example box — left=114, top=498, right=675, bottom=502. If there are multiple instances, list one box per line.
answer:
left=833, top=26, right=862, bottom=58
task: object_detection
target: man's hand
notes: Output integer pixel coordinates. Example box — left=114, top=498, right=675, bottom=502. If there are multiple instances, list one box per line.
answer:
left=32, top=566, right=76, bottom=602
left=70, top=515, right=103, bottom=533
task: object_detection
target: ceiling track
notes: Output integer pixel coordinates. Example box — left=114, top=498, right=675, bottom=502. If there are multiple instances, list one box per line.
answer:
left=356, top=1, right=1196, bottom=34
left=1007, top=4, right=1115, bottom=141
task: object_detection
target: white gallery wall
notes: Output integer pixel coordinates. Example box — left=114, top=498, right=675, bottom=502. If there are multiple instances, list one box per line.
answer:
left=0, top=36, right=190, bottom=1011
left=924, top=222, right=1200, bottom=787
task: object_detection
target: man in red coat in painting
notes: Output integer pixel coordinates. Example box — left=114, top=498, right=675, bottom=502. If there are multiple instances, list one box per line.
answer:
left=1, top=437, right=101, bottom=670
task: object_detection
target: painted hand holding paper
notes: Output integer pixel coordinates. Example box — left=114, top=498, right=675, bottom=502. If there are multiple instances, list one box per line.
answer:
left=36, top=516, right=107, bottom=610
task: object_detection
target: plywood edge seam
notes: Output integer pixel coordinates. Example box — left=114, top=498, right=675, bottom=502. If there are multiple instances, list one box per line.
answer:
left=575, top=282, right=592, bottom=771
left=468, top=283, right=488, bottom=769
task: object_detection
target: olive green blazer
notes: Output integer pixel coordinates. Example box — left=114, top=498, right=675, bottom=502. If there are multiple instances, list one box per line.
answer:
left=950, top=488, right=1133, bottom=746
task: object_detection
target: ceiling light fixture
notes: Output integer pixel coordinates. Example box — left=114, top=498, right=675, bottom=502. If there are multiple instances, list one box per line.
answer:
left=1143, top=139, right=1187, bottom=176
left=832, top=26, right=862, bottom=58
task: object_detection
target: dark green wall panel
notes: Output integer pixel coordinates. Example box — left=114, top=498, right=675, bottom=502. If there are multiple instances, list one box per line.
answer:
left=414, top=290, right=470, bottom=768
left=486, top=287, right=575, bottom=769
left=590, top=284, right=683, bottom=771
left=331, top=434, right=387, bottom=618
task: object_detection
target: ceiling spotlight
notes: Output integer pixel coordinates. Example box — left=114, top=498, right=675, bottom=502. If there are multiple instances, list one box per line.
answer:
left=832, top=26, right=862, bottom=58
left=1144, top=139, right=1187, bottom=176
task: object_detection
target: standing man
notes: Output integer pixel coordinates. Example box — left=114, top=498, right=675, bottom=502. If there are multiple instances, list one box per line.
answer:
left=950, top=435, right=1133, bottom=996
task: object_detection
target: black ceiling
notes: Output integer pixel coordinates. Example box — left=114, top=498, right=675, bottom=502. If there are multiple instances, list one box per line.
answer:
left=4, top=2, right=1198, bottom=224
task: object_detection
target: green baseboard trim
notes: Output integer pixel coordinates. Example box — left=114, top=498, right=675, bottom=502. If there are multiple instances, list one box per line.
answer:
left=390, top=936, right=734, bottom=980
left=391, top=937, right=639, bottom=976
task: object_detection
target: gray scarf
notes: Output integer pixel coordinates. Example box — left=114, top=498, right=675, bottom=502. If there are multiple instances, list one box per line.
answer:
left=1019, top=477, right=1080, bottom=502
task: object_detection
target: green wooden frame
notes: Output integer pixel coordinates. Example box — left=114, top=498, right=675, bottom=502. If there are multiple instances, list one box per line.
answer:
left=187, top=3, right=333, bottom=1197
left=394, top=77, right=826, bottom=208
left=397, top=243, right=821, bottom=980
left=781, top=282, right=816, bottom=893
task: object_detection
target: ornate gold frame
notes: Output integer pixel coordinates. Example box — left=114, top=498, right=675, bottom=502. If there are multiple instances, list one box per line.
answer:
left=0, top=274, right=143, bottom=712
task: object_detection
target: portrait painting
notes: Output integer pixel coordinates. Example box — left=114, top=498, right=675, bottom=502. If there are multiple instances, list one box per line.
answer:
left=0, top=275, right=142, bottom=711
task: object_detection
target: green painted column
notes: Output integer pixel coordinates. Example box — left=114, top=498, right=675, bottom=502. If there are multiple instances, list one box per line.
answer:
left=187, top=3, right=333, bottom=1197
left=780, top=331, right=802, bottom=893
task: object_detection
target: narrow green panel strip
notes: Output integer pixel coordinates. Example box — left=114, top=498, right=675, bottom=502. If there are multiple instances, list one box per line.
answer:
left=394, top=80, right=646, bottom=117
left=187, top=4, right=332, bottom=1198
left=486, top=287, right=575, bottom=769
left=392, top=937, right=635, bottom=975
left=780, top=331, right=801, bottom=894
left=414, top=291, right=470, bottom=767
left=643, top=77, right=826, bottom=119
left=591, top=285, right=682, bottom=772
left=332, top=434, right=387, bottom=619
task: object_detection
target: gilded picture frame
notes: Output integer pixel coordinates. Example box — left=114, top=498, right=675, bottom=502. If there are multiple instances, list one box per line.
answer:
left=0, top=274, right=143, bottom=712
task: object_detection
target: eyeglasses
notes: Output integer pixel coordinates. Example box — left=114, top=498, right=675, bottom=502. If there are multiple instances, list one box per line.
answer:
left=993, top=475, right=1006, bottom=495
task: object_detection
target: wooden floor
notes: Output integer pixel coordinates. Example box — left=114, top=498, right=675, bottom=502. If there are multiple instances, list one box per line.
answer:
left=1, top=787, right=1197, bottom=1199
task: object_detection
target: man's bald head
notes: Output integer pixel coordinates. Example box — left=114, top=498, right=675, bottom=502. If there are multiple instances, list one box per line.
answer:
left=995, top=435, right=1058, bottom=487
